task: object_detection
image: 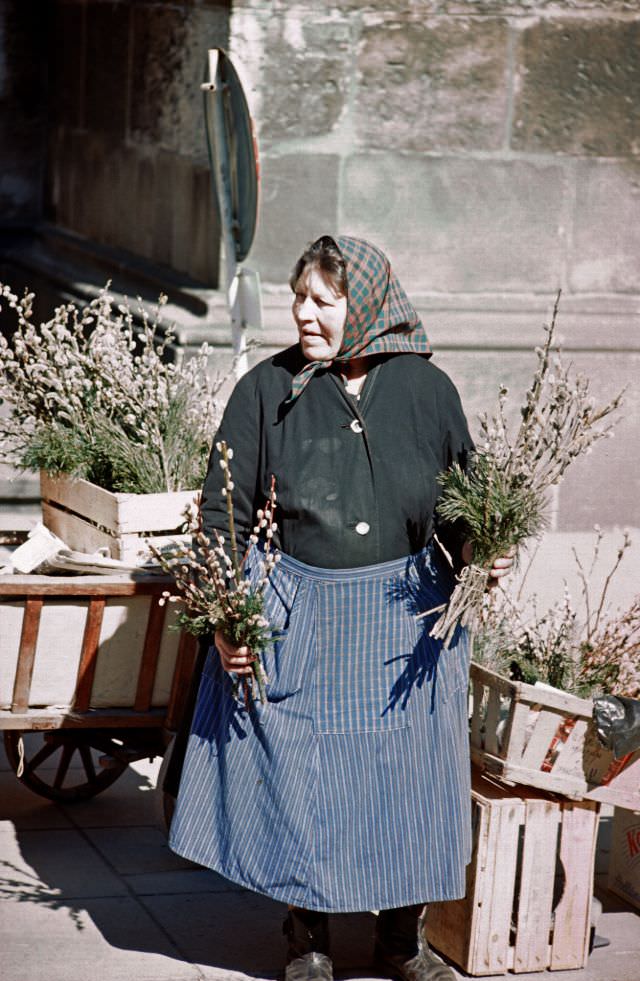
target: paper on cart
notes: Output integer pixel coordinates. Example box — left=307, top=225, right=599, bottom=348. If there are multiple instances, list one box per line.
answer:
left=7, top=522, right=67, bottom=573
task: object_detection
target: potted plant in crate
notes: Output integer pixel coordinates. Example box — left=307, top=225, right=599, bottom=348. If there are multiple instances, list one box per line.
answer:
left=470, top=529, right=640, bottom=808
left=0, top=284, right=227, bottom=563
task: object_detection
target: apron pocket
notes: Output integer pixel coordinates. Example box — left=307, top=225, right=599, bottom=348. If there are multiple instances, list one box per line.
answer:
left=312, top=578, right=413, bottom=734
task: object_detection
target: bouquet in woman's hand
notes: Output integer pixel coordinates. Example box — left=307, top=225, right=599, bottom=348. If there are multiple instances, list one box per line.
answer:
left=152, top=440, right=279, bottom=704
left=430, top=293, right=624, bottom=648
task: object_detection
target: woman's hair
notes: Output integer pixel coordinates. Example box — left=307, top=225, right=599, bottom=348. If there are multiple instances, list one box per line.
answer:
left=289, top=235, right=348, bottom=297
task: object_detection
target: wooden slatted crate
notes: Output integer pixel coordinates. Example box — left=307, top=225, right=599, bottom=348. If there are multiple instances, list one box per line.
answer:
left=40, top=472, right=197, bottom=564
left=426, top=770, right=600, bottom=976
left=0, top=575, right=198, bottom=731
left=470, top=662, right=640, bottom=810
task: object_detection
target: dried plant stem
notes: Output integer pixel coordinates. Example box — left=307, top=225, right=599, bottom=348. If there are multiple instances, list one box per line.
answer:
left=430, top=565, right=488, bottom=648
left=219, top=441, right=240, bottom=576
left=593, top=533, right=631, bottom=635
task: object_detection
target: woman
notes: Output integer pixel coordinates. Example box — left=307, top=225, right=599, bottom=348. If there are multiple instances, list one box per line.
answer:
left=169, top=236, right=512, bottom=981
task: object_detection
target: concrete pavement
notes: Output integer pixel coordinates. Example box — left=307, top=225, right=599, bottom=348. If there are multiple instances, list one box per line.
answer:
left=1, top=506, right=639, bottom=980
left=1, top=740, right=640, bottom=981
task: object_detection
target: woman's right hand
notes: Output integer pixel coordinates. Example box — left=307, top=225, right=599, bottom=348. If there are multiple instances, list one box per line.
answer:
left=214, top=630, right=255, bottom=676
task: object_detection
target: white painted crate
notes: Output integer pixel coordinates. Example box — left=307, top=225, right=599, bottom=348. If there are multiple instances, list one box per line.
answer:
left=40, top=472, right=196, bottom=564
left=470, top=663, right=640, bottom=810
left=426, top=770, right=599, bottom=975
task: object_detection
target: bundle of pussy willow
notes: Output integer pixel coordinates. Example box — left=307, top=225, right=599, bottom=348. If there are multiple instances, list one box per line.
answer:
left=429, top=294, right=624, bottom=649
left=152, top=440, right=279, bottom=704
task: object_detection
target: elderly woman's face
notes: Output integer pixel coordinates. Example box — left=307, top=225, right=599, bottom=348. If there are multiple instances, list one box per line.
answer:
left=292, top=265, right=348, bottom=362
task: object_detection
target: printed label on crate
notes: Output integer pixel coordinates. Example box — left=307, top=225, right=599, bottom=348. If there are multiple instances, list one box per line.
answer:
left=608, top=812, right=640, bottom=911
left=582, top=725, right=623, bottom=785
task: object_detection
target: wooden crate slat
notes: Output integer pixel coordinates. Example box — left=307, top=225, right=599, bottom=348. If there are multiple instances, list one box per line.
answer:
left=470, top=663, right=518, bottom=699
left=41, top=472, right=196, bottom=534
left=73, top=598, right=106, bottom=713
left=11, top=598, right=44, bottom=712
left=484, top=755, right=589, bottom=799
left=551, top=717, right=589, bottom=779
left=512, top=799, right=558, bottom=973
left=134, top=598, right=168, bottom=712
left=114, top=489, right=196, bottom=533
left=483, top=685, right=503, bottom=757
left=519, top=709, right=566, bottom=770
left=489, top=744, right=640, bottom=808
left=501, top=699, right=530, bottom=763
left=550, top=801, right=598, bottom=970
left=470, top=664, right=592, bottom=719
left=474, top=799, right=523, bottom=975
left=470, top=676, right=486, bottom=748
left=41, top=472, right=121, bottom=529
left=518, top=685, right=592, bottom=718
left=114, top=532, right=188, bottom=565
left=42, top=501, right=117, bottom=554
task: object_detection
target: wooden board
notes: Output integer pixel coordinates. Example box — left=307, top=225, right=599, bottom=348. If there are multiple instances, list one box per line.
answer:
left=513, top=799, right=558, bottom=973
left=551, top=801, right=598, bottom=969
left=426, top=769, right=599, bottom=976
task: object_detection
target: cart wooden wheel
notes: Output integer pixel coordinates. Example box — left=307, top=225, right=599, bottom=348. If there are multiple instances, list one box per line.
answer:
left=3, top=729, right=129, bottom=802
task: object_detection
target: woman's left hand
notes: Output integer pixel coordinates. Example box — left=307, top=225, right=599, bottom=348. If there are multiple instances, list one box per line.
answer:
left=487, top=548, right=516, bottom=589
left=461, top=542, right=516, bottom=588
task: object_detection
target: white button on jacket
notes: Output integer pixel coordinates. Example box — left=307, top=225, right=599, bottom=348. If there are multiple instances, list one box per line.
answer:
left=350, top=419, right=364, bottom=434
left=355, top=521, right=370, bottom=535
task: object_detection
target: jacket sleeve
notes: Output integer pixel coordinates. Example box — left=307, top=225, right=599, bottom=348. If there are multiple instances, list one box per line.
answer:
left=433, top=371, right=475, bottom=571
left=199, top=368, right=262, bottom=557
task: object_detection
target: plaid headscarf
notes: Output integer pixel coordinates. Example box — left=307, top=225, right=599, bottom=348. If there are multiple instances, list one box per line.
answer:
left=288, top=236, right=431, bottom=403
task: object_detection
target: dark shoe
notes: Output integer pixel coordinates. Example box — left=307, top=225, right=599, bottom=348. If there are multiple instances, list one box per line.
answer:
left=285, top=952, right=334, bottom=981
left=374, top=904, right=456, bottom=981
left=283, top=908, right=333, bottom=981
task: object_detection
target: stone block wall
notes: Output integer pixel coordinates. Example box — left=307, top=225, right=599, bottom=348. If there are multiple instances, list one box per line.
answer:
left=44, top=0, right=231, bottom=284
left=231, top=0, right=640, bottom=299
left=227, top=0, right=640, bottom=539
left=0, top=0, right=638, bottom=544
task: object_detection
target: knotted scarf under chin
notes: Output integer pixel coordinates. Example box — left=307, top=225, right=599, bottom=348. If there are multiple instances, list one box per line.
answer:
left=286, top=235, right=431, bottom=404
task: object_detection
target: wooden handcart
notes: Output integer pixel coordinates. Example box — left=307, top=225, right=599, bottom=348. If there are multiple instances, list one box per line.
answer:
left=0, top=572, right=198, bottom=803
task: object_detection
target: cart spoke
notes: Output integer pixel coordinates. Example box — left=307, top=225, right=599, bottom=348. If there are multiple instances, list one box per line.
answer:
left=53, top=742, right=76, bottom=789
left=24, top=739, right=60, bottom=775
left=79, top=743, right=96, bottom=782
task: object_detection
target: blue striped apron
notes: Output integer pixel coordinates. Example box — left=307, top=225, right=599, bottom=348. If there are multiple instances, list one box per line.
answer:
left=169, top=543, right=472, bottom=912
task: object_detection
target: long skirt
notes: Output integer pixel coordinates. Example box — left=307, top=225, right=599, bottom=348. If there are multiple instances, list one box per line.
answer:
left=168, top=542, right=472, bottom=913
